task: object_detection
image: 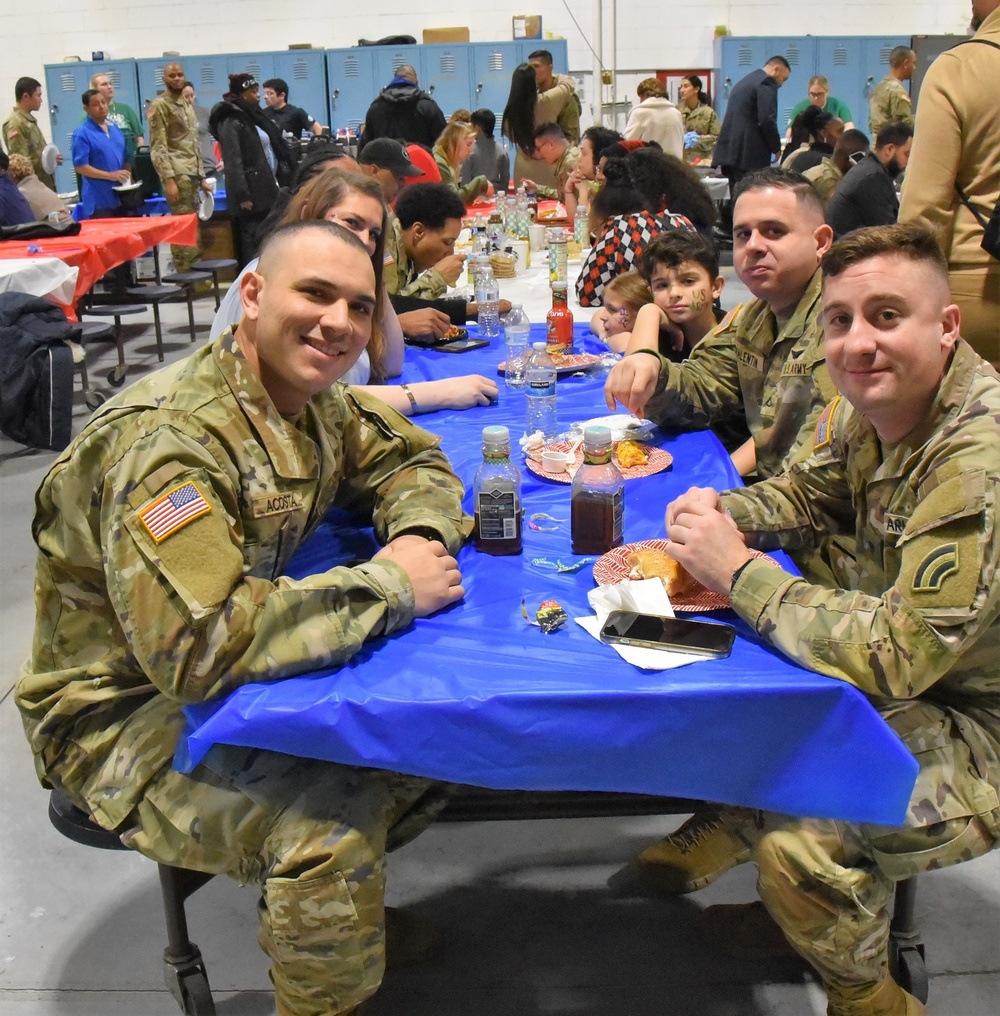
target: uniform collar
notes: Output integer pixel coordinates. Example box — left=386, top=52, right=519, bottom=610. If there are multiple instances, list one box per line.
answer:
left=739, top=268, right=823, bottom=347
left=216, top=328, right=320, bottom=480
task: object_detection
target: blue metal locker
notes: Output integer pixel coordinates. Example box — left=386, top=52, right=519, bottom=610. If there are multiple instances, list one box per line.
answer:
left=813, top=38, right=865, bottom=133
left=325, top=49, right=376, bottom=135
left=136, top=55, right=230, bottom=118
left=420, top=45, right=473, bottom=120
left=272, top=50, right=329, bottom=130
left=469, top=44, right=520, bottom=120
left=371, top=46, right=423, bottom=92
left=44, top=59, right=139, bottom=193
left=713, top=37, right=770, bottom=119
left=766, top=37, right=817, bottom=129
left=225, top=53, right=276, bottom=91
left=515, top=39, right=567, bottom=71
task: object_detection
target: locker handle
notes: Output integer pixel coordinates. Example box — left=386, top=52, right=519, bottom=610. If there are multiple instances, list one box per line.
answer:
left=863, top=76, right=875, bottom=98
left=476, top=82, right=483, bottom=96
left=49, top=103, right=59, bottom=123
left=723, top=77, right=732, bottom=98
left=332, top=87, right=339, bottom=107
left=428, top=84, right=435, bottom=94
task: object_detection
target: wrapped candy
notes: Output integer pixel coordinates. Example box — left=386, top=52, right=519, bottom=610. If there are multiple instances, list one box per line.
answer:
left=521, top=597, right=569, bottom=634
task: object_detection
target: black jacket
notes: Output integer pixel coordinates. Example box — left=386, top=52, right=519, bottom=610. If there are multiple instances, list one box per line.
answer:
left=209, top=99, right=293, bottom=216
left=826, top=153, right=899, bottom=238
left=363, top=81, right=447, bottom=148
left=713, top=69, right=782, bottom=173
left=0, top=292, right=74, bottom=450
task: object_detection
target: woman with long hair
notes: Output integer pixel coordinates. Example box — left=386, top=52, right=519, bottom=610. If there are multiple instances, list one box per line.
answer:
left=212, top=167, right=497, bottom=413
left=432, top=119, right=493, bottom=203
left=677, top=75, right=721, bottom=165
left=781, top=105, right=844, bottom=174
left=625, top=146, right=719, bottom=245
left=575, top=156, right=695, bottom=306
left=501, top=62, right=575, bottom=189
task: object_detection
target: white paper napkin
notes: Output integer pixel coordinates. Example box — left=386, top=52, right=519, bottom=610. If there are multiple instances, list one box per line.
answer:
left=574, top=578, right=705, bottom=670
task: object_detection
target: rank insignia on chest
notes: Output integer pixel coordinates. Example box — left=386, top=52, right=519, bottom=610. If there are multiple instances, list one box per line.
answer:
left=138, top=481, right=211, bottom=543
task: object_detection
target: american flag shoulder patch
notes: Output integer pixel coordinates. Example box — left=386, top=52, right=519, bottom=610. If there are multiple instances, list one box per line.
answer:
left=138, top=481, right=211, bottom=543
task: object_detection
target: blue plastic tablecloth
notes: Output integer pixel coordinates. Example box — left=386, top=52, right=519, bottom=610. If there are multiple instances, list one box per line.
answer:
left=177, top=324, right=918, bottom=824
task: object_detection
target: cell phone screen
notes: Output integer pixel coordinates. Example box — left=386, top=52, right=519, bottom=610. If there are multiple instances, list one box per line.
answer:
left=599, top=611, right=735, bottom=657
left=437, top=338, right=490, bottom=353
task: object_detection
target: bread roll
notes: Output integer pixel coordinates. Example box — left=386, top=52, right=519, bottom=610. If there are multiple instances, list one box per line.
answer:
left=627, top=548, right=698, bottom=598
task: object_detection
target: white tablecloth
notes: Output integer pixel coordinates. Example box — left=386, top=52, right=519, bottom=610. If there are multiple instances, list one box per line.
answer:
left=450, top=260, right=589, bottom=326
left=0, top=256, right=79, bottom=306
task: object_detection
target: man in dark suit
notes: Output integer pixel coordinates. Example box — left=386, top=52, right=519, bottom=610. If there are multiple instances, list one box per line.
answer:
left=713, top=56, right=791, bottom=230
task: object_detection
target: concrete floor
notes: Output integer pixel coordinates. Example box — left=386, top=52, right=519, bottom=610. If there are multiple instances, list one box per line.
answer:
left=1, top=269, right=997, bottom=1015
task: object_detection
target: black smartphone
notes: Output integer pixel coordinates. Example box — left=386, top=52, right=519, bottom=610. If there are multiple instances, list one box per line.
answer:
left=404, top=327, right=470, bottom=349
left=599, top=610, right=735, bottom=658
left=436, top=337, right=490, bottom=353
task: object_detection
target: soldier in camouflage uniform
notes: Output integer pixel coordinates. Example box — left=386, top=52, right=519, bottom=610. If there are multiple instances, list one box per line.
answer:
left=678, top=75, right=721, bottom=164
left=605, top=167, right=838, bottom=482
left=148, top=62, right=212, bottom=274
left=15, top=221, right=471, bottom=1016
left=868, top=46, right=915, bottom=137
left=660, top=224, right=1000, bottom=1016
left=3, top=76, right=59, bottom=191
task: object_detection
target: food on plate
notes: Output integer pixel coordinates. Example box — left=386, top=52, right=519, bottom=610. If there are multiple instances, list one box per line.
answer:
left=627, top=548, right=698, bottom=598
left=443, top=324, right=464, bottom=339
left=615, top=440, right=649, bottom=468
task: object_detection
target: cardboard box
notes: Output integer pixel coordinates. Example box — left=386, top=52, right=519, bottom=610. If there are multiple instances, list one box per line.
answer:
left=422, top=27, right=470, bottom=44
left=513, top=15, right=542, bottom=40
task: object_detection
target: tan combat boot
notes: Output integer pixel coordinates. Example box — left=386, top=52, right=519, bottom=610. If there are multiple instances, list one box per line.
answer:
left=827, top=976, right=927, bottom=1016
left=607, top=809, right=751, bottom=896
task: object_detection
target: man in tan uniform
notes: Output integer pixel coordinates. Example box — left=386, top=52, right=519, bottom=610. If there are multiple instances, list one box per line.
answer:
left=522, top=122, right=579, bottom=199
left=529, top=49, right=580, bottom=144
left=16, top=220, right=470, bottom=1016
left=899, top=0, right=1000, bottom=363
left=868, top=45, right=915, bottom=136
left=3, top=76, right=61, bottom=191
left=655, top=223, right=1000, bottom=1016
left=147, top=62, right=212, bottom=274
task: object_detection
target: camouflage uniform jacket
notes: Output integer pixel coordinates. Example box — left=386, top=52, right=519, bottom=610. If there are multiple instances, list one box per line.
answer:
left=681, top=102, right=722, bottom=163
left=384, top=214, right=448, bottom=299
left=724, top=340, right=1000, bottom=822
left=15, top=331, right=471, bottom=830
left=868, top=75, right=914, bottom=136
left=549, top=74, right=581, bottom=144
left=3, top=106, right=55, bottom=190
left=534, top=145, right=580, bottom=199
left=643, top=269, right=836, bottom=479
left=802, top=156, right=843, bottom=201
left=147, top=92, right=201, bottom=181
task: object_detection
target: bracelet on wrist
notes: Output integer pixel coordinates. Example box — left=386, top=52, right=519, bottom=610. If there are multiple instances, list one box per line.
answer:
left=400, top=383, right=418, bottom=414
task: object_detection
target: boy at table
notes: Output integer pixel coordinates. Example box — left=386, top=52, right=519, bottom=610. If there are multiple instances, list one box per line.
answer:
left=655, top=224, right=1000, bottom=1016
left=15, top=220, right=471, bottom=1016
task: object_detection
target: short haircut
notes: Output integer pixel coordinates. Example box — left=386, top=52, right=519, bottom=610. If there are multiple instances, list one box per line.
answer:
left=262, top=78, right=288, bottom=99
left=15, top=77, right=41, bottom=102
left=258, top=219, right=368, bottom=270
left=890, top=46, right=915, bottom=68
left=765, top=55, right=791, bottom=71
left=394, top=183, right=466, bottom=231
left=533, top=121, right=566, bottom=143
left=822, top=223, right=948, bottom=284
left=90, top=72, right=110, bottom=88
left=583, top=125, right=623, bottom=157
left=470, top=108, right=496, bottom=136
left=840, top=128, right=870, bottom=150
left=81, top=89, right=101, bottom=109
left=528, top=49, right=553, bottom=64
left=733, top=166, right=825, bottom=220
left=639, top=230, right=720, bottom=283
left=875, top=120, right=914, bottom=149
left=604, top=270, right=653, bottom=313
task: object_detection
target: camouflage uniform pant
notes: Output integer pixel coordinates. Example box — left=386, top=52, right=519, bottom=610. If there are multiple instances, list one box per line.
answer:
left=723, top=699, right=1000, bottom=1013
left=165, top=174, right=202, bottom=274
left=118, top=745, right=450, bottom=1016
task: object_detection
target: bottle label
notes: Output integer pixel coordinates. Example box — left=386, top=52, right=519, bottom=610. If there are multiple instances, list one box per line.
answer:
left=527, top=376, right=556, bottom=397
left=611, top=488, right=624, bottom=543
left=476, top=488, right=520, bottom=539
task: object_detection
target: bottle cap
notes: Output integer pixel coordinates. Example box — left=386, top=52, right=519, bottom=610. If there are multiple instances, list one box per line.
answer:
left=551, top=281, right=567, bottom=293
left=583, top=425, right=612, bottom=450
left=532, top=341, right=548, bottom=351
left=482, top=425, right=510, bottom=450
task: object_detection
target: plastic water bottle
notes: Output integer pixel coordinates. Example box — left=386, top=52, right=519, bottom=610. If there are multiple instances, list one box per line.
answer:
left=525, top=341, right=558, bottom=439
left=503, top=304, right=531, bottom=390
left=515, top=187, right=529, bottom=239
left=574, top=202, right=589, bottom=246
left=475, top=261, right=502, bottom=339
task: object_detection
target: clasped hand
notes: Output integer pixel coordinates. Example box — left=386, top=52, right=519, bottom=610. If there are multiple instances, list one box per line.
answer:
left=374, top=535, right=464, bottom=616
left=664, top=487, right=750, bottom=594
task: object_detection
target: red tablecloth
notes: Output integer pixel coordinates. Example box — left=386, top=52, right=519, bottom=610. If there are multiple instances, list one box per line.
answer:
left=0, top=215, right=198, bottom=319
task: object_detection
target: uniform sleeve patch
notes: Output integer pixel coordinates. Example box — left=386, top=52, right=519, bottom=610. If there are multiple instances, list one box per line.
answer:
left=813, top=396, right=843, bottom=450
left=138, top=481, right=211, bottom=542
left=712, top=302, right=742, bottom=335
left=912, top=543, right=959, bottom=592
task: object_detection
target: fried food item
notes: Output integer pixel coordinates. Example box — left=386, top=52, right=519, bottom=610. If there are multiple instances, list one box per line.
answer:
left=615, top=440, right=649, bottom=469
left=443, top=324, right=463, bottom=339
left=627, top=548, right=698, bottom=598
